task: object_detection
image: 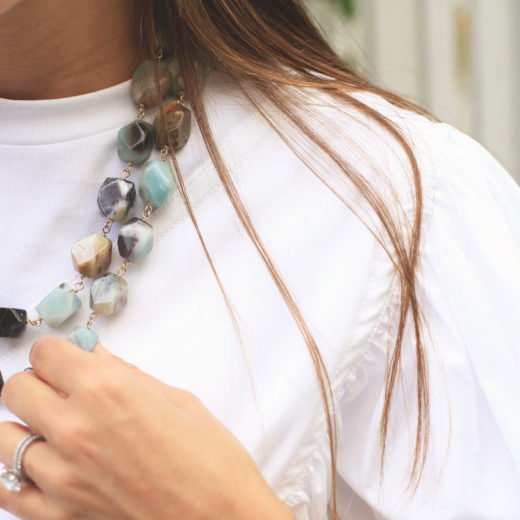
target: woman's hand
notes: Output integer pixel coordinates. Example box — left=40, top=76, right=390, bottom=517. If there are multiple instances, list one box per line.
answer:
left=0, top=336, right=294, bottom=520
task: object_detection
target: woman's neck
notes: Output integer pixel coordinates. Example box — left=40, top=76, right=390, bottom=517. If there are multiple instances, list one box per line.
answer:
left=0, top=0, right=145, bottom=100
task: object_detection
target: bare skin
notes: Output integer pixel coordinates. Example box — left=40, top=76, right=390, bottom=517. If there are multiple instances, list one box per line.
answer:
left=0, top=0, right=145, bottom=99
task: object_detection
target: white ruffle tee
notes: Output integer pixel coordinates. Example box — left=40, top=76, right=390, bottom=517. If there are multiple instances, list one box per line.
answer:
left=0, top=71, right=519, bottom=519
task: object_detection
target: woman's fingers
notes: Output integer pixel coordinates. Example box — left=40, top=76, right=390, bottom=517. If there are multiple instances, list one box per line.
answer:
left=1, top=372, right=68, bottom=445
left=29, top=336, right=99, bottom=395
left=93, top=344, right=175, bottom=394
left=0, top=479, right=58, bottom=520
left=93, top=344, right=209, bottom=417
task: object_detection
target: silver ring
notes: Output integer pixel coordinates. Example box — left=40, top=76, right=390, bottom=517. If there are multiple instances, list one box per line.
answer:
left=0, top=434, right=44, bottom=492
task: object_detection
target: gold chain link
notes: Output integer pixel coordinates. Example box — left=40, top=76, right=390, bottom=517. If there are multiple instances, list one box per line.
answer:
left=142, top=201, right=153, bottom=222
left=86, top=312, right=98, bottom=329
left=116, top=260, right=130, bottom=278
left=120, top=162, right=133, bottom=179
left=72, top=275, right=85, bottom=294
left=160, top=145, right=169, bottom=162
left=102, top=219, right=113, bottom=236
left=26, top=317, right=43, bottom=327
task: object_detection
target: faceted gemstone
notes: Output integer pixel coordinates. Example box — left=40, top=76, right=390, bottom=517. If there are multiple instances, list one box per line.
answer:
left=166, top=58, right=182, bottom=97
left=117, top=120, right=155, bottom=164
left=139, top=160, right=175, bottom=209
left=166, top=58, right=210, bottom=99
left=153, top=100, right=192, bottom=151
left=71, top=233, right=112, bottom=278
left=35, top=283, right=81, bottom=328
left=131, top=60, right=170, bottom=108
left=118, top=218, right=154, bottom=262
left=97, top=177, right=136, bottom=222
left=90, top=273, right=128, bottom=315
left=0, top=467, right=21, bottom=492
left=67, top=326, right=99, bottom=352
left=0, top=308, right=27, bottom=338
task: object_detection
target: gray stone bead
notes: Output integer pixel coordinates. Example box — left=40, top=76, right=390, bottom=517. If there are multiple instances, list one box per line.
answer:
left=118, top=218, right=154, bottom=262
left=165, top=58, right=210, bottom=100
left=117, top=120, right=154, bottom=165
left=153, top=100, right=191, bottom=151
left=97, top=177, right=136, bottom=221
left=166, top=58, right=183, bottom=98
left=90, top=273, right=128, bottom=315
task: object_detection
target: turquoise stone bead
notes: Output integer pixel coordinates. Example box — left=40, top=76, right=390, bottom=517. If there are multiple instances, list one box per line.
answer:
left=117, top=120, right=154, bottom=165
left=131, top=60, right=170, bottom=108
left=118, top=218, right=154, bottom=262
left=67, top=326, right=99, bottom=352
left=35, top=283, right=81, bottom=328
left=139, top=160, right=175, bottom=209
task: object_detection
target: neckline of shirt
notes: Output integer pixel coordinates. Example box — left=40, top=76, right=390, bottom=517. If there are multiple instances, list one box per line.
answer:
left=0, top=78, right=136, bottom=145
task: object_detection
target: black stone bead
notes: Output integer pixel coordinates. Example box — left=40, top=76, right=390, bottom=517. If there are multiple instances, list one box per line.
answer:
left=0, top=370, right=4, bottom=396
left=0, top=308, right=27, bottom=338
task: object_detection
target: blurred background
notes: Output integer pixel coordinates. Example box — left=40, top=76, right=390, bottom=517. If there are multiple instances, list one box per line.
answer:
left=306, top=0, right=520, bottom=183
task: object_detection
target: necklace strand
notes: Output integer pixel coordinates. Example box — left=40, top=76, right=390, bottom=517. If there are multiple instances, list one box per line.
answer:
left=0, top=46, right=208, bottom=391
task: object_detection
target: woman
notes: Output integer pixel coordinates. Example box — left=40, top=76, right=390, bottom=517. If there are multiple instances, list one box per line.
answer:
left=0, top=0, right=518, bottom=518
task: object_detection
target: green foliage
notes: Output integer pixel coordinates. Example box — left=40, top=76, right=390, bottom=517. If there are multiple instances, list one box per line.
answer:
left=337, top=0, right=355, bottom=18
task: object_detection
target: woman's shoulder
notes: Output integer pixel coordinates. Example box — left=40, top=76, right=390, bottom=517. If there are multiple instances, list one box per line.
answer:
left=187, top=77, right=520, bottom=512
left=198, top=74, right=520, bottom=377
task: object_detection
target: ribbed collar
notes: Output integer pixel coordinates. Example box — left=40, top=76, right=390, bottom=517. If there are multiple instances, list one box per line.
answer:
left=0, top=78, right=135, bottom=145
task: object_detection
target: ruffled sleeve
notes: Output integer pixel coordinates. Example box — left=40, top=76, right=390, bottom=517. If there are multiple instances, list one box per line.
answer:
left=331, top=119, right=520, bottom=518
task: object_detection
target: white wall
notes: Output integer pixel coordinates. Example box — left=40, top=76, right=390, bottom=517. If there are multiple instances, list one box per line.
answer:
left=307, top=0, right=519, bottom=182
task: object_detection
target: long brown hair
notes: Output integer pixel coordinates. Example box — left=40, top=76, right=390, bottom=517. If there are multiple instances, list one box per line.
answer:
left=140, top=1, right=436, bottom=516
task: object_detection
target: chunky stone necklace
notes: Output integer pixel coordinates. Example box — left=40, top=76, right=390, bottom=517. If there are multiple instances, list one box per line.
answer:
left=0, top=48, right=201, bottom=386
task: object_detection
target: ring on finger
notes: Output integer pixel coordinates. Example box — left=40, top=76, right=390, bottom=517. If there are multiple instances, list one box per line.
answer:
left=0, top=434, right=45, bottom=492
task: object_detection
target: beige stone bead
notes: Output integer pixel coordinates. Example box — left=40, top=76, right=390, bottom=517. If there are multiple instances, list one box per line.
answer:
left=71, top=233, right=112, bottom=278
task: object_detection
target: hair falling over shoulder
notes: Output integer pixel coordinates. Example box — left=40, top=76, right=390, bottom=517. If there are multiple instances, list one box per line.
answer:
left=139, top=1, right=437, bottom=517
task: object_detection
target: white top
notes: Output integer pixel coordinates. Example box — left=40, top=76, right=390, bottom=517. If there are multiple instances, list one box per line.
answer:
left=0, top=71, right=519, bottom=520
